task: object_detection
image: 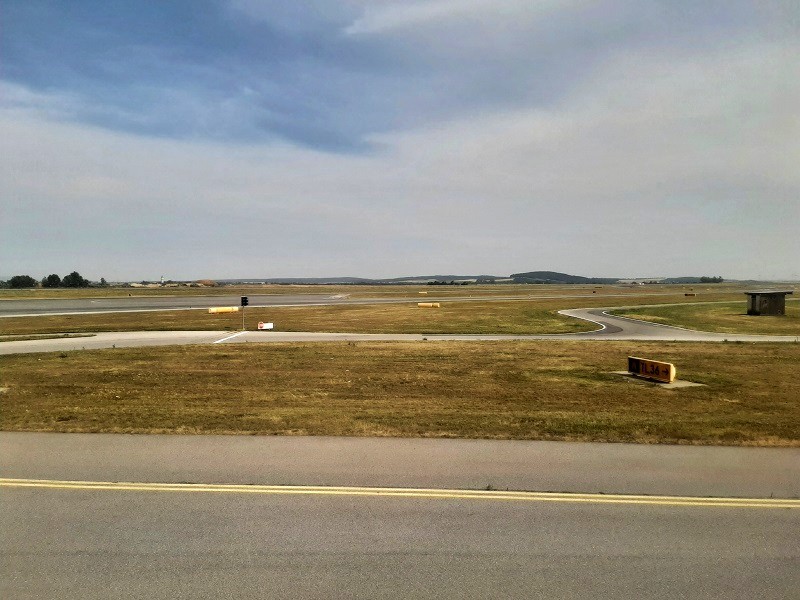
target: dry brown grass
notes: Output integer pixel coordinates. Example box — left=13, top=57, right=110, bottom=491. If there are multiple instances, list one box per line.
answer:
left=0, top=291, right=748, bottom=336
left=614, top=300, right=800, bottom=335
left=2, top=341, right=798, bottom=445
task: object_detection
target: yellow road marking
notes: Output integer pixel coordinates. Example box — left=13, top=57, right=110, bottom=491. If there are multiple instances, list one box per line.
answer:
left=1, top=478, right=798, bottom=509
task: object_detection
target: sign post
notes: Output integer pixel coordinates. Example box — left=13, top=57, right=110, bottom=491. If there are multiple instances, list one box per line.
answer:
left=240, top=296, right=249, bottom=330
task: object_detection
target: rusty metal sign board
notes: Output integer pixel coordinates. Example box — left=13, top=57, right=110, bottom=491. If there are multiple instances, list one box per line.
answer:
left=627, top=356, right=676, bottom=383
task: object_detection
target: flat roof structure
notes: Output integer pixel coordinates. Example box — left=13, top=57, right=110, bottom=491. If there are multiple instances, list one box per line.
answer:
left=744, top=290, right=794, bottom=316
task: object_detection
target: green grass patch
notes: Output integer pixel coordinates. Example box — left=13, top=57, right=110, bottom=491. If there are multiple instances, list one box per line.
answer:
left=2, top=341, right=798, bottom=446
left=612, top=300, right=800, bottom=335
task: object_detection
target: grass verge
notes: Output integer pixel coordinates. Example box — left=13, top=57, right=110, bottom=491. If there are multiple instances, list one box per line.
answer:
left=2, top=341, right=798, bottom=445
left=0, top=333, right=96, bottom=343
left=612, top=300, right=800, bottom=335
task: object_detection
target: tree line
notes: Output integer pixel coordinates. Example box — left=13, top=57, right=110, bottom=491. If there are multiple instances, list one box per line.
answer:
left=1, top=271, right=107, bottom=289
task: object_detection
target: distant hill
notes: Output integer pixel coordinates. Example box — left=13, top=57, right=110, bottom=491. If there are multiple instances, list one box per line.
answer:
left=203, top=272, right=756, bottom=286
left=383, top=275, right=503, bottom=283
left=510, top=271, right=619, bottom=284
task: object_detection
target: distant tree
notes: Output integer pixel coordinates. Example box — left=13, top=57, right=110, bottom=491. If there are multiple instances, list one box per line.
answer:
left=99, top=277, right=108, bottom=286
left=700, top=276, right=724, bottom=283
left=62, top=271, right=89, bottom=288
left=10, top=274, right=38, bottom=288
left=42, top=274, right=62, bottom=288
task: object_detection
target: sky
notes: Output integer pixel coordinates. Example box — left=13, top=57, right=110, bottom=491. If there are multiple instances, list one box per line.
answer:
left=1, top=0, right=798, bottom=281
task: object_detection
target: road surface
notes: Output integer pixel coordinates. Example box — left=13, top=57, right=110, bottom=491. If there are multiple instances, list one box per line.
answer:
left=3, top=434, right=799, bottom=599
left=0, top=293, right=407, bottom=317
left=4, top=433, right=799, bottom=498
left=0, top=290, right=723, bottom=318
left=4, top=482, right=797, bottom=599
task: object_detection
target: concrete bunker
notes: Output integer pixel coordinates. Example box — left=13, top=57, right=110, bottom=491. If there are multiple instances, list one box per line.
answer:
left=744, top=290, right=793, bottom=316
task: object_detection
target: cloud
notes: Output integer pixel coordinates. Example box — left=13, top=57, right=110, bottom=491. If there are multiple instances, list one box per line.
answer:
left=3, top=28, right=798, bottom=280
left=4, top=0, right=780, bottom=154
left=344, top=0, right=496, bottom=35
left=2, top=1, right=798, bottom=280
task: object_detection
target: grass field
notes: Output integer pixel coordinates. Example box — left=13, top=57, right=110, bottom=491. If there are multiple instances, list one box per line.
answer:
left=2, top=341, right=798, bottom=445
left=613, top=300, right=800, bottom=335
left=0, top=292, right=749, bottom=337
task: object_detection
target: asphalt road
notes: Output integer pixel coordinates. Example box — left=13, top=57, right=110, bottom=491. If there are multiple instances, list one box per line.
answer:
left=0, top=293, right=380, bottom=317
left=4, top=484, right=798, bottom=599
left=0, top=290, right=709, bottom=318
left=3, top=434, right=799, bottom=599
left=4, top=433, right=799, bottom=498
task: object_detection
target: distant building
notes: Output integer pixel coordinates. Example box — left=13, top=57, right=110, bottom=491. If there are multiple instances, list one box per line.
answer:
left=744, top=290, right=793, bottom=316
left=618, top=278, right=665, bottom=284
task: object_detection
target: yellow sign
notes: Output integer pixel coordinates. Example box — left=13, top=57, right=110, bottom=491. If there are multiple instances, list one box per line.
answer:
left=417, top=302, right=441, bottom=308
left=627, top=356, right=676, bottom=383
left=208, top=306, right=239, bottom=314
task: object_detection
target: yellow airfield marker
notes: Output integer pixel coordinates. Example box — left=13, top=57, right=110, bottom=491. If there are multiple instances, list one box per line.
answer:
left=2, top=479, right=798, bottom=510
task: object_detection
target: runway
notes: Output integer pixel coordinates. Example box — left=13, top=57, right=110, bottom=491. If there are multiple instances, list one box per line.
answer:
left=0, top=293, right=390, bottom=317
left=0, top=290, right=705, bottom=318
left=4, top=433, right=798, bottom=498
left=3, top=434, right=799, bottom=599
left=5, top=481, right=796, bottom=599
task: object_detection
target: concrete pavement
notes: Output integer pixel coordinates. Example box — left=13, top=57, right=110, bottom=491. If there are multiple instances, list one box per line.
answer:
left=0, top=290, right=700, bottom=318
left=4, top=481, right=798, bottom=599
left=0, top=330, right=230, bottom=354
left=3, top=433, right=800, bottom=599
left=3, top=433, right=798, bottom=498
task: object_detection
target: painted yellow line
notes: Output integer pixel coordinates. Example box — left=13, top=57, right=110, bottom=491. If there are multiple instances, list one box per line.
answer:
left=1, top=479, right=798, bottom=509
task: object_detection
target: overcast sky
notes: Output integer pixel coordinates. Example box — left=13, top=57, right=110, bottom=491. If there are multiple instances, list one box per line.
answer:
left=1, top=0, right=798, bottom=281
